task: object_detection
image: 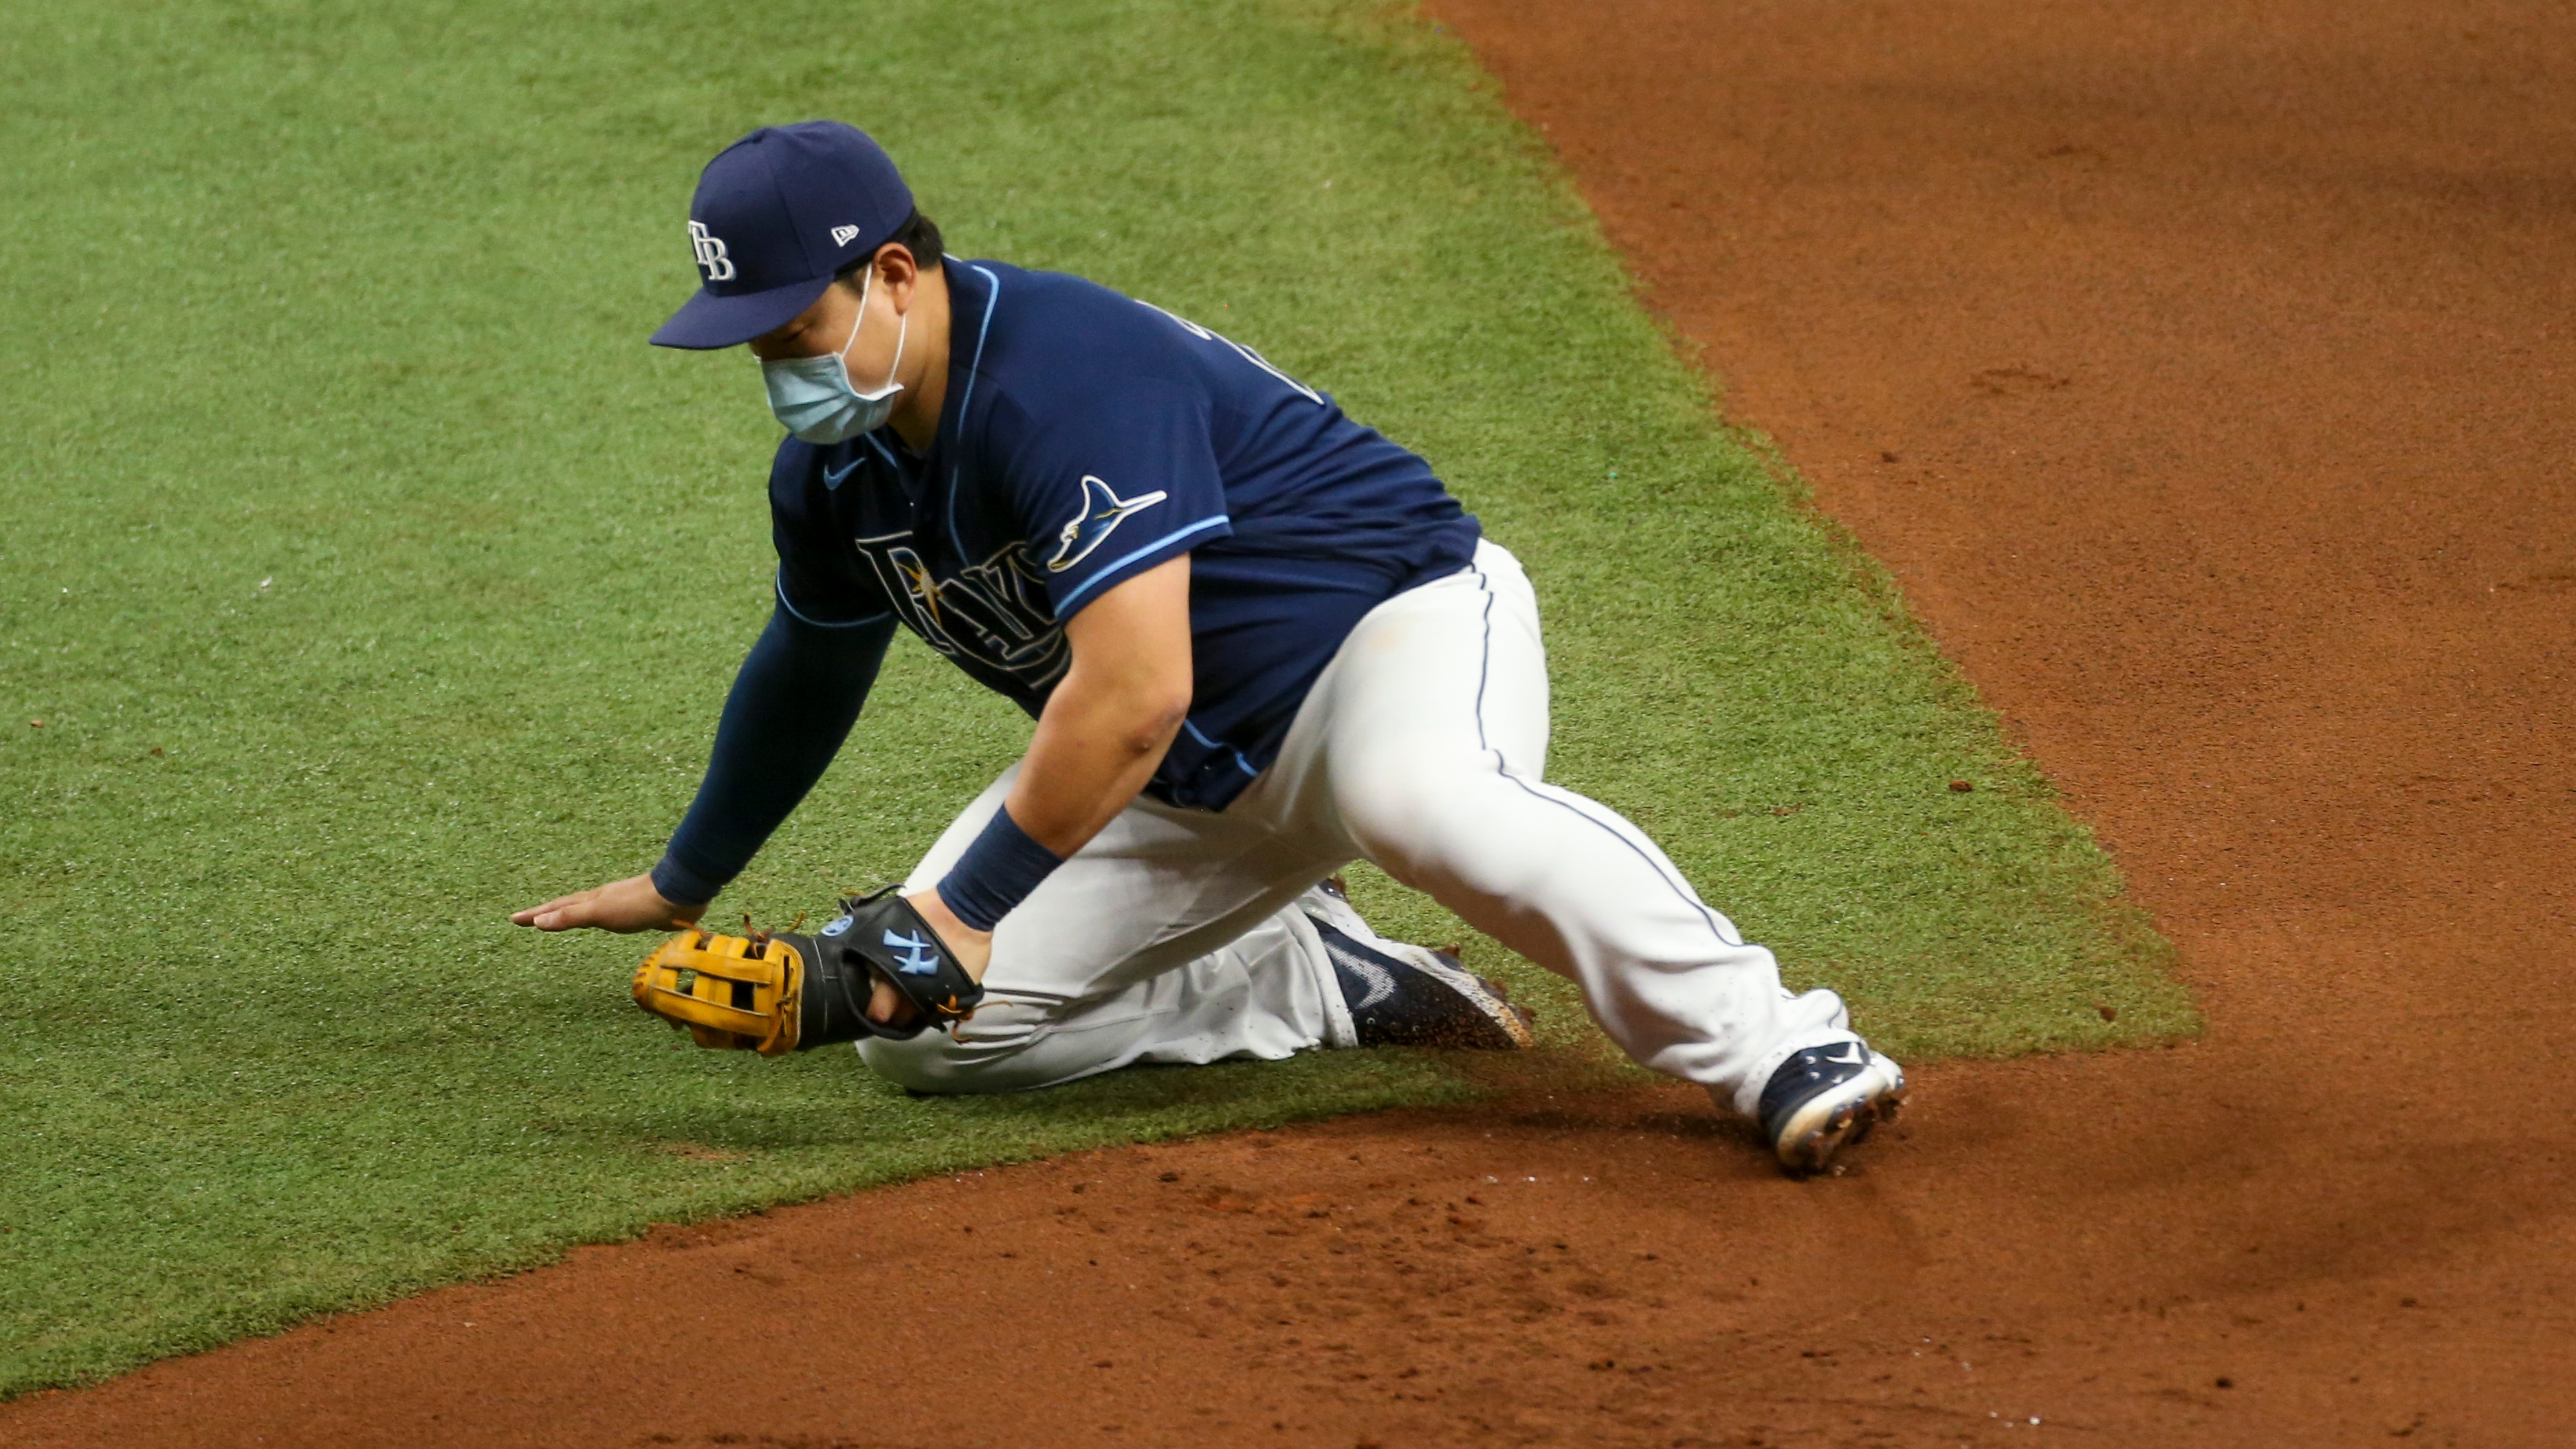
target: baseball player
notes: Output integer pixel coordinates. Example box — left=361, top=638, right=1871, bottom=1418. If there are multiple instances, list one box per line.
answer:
left=512, top=121, right=1906, bottom=1173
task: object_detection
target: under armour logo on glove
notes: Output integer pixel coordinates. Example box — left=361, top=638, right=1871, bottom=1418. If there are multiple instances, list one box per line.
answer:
left=882, top=929, right=940, bottom=975
left=687, top=220, right=736, bottom=282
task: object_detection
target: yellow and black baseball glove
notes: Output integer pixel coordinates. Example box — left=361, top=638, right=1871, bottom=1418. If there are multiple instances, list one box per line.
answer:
left=631, top=886, right=984, bottom=1056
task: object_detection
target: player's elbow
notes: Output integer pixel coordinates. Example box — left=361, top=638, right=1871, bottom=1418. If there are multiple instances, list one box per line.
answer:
left=1060, top=664, right=1190, bottom=760
left=1119, top=684, right=1192, bottom=758
left=1092, top=647, right=1192, bottom=745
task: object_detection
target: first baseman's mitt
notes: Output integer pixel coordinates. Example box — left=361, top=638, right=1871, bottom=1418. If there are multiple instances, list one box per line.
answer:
left=631, top=887, right=984, bottom=1055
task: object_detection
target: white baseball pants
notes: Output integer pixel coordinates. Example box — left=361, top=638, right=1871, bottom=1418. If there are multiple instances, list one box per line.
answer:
left=859, top=540, right=1856, bottom=1116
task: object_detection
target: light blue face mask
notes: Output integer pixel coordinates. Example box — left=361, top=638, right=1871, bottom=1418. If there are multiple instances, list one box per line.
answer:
left=760, top=266, right=907, bottom=444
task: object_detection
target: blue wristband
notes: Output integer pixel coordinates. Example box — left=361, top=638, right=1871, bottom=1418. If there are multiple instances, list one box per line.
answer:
left=936, top=806, right=1065, bottom=931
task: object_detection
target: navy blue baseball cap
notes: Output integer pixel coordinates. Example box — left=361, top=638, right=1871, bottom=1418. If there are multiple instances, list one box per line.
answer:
left=650, top=121, right=914, bottom=350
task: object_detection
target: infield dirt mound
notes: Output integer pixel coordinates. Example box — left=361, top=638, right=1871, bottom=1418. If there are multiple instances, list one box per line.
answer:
left=7, top=0, right=2573, bottom=1444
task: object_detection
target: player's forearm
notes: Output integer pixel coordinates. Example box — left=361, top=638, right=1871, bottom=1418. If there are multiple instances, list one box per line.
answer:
left=1002, top=556, right=1196, bottom=857
left=652, top=604, right=895, bottom=905
left=929, top=557, right=1193, bottom=938
left=913, top=649, right=1182, bottom=953
left=1007, top=662, right=1190, bottom=857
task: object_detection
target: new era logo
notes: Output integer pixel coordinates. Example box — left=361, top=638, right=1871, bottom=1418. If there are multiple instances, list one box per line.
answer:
left=830, top=225, right=861, bottom=247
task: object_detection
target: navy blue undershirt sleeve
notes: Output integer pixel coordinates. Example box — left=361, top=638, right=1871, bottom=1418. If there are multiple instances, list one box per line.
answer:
left=650, top=602, right=897, bottom=907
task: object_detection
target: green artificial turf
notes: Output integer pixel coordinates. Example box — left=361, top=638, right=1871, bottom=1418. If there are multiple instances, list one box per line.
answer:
left=0, top=0, right=2192, bottom=1395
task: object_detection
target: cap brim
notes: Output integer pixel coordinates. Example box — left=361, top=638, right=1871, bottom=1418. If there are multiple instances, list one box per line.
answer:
left=649, top=274, right=836, bottom=350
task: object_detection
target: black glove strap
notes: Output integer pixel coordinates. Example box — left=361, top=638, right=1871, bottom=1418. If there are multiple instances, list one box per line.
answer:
left=791, top=886, right=986, bottom=1047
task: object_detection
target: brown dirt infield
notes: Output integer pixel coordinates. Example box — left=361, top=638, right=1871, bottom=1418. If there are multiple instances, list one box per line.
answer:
left=9, top=1, right=2574, bottom=1444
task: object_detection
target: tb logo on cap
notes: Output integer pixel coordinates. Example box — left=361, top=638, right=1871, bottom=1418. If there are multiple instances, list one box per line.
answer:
left=687, top=220, right=736, bottom=283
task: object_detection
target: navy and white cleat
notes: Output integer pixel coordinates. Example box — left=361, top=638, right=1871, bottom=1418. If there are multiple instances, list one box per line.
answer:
left=1305, top=903, right=1535, bottom=1052
left=1760, top=1040, right=1906, bottom=1175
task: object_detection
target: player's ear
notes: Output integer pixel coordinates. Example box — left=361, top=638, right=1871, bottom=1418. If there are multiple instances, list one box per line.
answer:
left=874, top=243, right=920, bottom=310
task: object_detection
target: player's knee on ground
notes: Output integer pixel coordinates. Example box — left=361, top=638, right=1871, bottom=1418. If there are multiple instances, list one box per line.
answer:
left=854, top=1018, right=1039, bottom=1095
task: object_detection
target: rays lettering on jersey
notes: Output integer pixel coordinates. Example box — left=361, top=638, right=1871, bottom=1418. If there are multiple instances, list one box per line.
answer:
left=854, top=529, right=1070, bottom=689
left=1135, top=301, right=1325, bottom=405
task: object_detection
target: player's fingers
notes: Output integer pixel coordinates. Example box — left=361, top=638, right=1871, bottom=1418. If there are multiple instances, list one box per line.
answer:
left=516, top=883, right=696, bottom=933
left=547, top=889, right=623, bottom=932
left=867, top=975, right=902, bottom=1024
left=511, top=892, right=588, bottom=928
left=509, top=900, right=563, bottom=926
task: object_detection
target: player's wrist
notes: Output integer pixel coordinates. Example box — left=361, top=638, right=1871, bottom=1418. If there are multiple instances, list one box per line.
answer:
left=650, top=881, right=706, bottom=929
left=907, top=886, right=987, bottom=941
left=934, top=804, right=1064, bottom=932
left=648, top=854, right=723, bottom=914
left=901, top=886, right=992, bottom=986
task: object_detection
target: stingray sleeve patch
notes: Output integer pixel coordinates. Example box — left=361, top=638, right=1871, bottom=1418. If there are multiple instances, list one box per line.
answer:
left=1046, top=475, right=1171, bottom=573
left=996, top=368, right=1232, bottom=615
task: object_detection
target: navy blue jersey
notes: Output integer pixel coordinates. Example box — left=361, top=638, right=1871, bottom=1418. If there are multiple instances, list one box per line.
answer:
left=769, top=259, right=1480, bottom=810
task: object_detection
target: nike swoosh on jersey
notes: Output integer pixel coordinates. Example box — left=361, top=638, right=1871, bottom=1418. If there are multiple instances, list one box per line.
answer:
left=1045, top=475, right=1169, bottom=573
left=823, top=458, right=864, bottom=489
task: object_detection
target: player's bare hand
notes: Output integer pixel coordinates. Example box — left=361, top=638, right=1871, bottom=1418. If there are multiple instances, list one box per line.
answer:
left=511, top=874, right=705, bottom=933
left=858, top=887, right=994, bottom=1026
